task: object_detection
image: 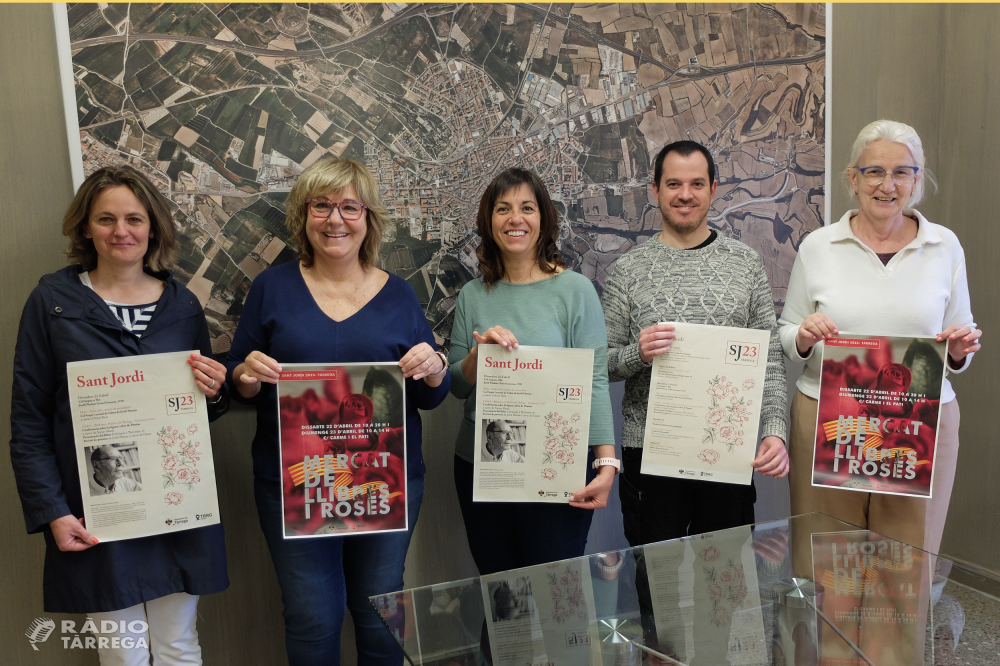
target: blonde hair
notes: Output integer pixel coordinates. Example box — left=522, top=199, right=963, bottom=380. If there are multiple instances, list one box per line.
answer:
left=286, top=157, right=388, bottom=267
left=846, top=119, right=937, bottom=209
left=62, top=166, right=176, bottom=271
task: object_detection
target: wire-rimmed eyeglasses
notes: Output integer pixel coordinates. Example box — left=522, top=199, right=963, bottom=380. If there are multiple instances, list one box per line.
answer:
left=854, top=165, right=920, bottom=188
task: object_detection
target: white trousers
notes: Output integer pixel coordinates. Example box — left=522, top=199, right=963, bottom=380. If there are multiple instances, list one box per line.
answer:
left=89, top=592, right=202, bottom=666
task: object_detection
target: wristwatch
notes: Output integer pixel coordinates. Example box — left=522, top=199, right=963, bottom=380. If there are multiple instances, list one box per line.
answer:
left=430, top=351, right=449, bottom=377
left=592, top=457, right=621, bottom=474
left=595, top=552, right=625, bottom=574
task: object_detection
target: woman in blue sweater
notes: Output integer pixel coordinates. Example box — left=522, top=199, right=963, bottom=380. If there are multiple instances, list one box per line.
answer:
left=225, top=157, right=450, bottom=665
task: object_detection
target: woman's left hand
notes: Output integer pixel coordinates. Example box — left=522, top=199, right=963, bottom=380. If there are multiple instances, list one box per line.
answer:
left=937, top=325, right=982, bottom=366
left=569, top=467, right=615, bottom=510
left=400, top=342, right=446, bottom=385
left=188, top=354, right=227, bottom=399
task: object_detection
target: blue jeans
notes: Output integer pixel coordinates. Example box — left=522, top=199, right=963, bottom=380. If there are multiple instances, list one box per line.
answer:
left=453, top=455, right=595, bottom=575
left=254, top=475, right=424, bottom=666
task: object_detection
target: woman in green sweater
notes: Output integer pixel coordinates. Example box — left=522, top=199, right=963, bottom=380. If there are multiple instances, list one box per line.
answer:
left=447, top=167, right=618, bottom=574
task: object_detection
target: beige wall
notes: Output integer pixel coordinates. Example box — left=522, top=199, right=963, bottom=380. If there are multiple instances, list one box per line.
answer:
left=1, top=6, right=90, bottom=663
left=832, top=4, right=1000, bottom=574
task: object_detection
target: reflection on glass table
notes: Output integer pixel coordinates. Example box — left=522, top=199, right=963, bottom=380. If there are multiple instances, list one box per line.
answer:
left=371, top=513, right=1000, bottom=665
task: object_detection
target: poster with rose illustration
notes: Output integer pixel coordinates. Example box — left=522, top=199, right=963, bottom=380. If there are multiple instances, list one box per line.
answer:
left=641, top=323, right=770, bottom=484
left=644, top=526, right=768, bottom=665
left=813, top=335, right=946, bottom=497
left=68, top=351, right=220, bottom=542
left=276, top=362, right=407, bottom=537
left=473, top=345, right=594, bottom=502
left=480, top=559, right=602, bottom=666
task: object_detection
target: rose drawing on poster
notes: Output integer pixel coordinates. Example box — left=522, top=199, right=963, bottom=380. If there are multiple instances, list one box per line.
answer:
left=542, top=411, right=579, bottom=470
left=702, top=376, right=753, bottom=453
left=159, top=424, right=203, bottom=491
left=548, top=564, right=587, bottom=623
left=698, top=449, right=721, bottom=465
left=701, top=554, right=749, bottom=628
left=698, top=545, right=721, bottom=562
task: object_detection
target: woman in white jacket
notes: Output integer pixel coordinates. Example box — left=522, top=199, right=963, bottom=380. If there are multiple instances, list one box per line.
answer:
left=778, top=119, right=981, bottom=555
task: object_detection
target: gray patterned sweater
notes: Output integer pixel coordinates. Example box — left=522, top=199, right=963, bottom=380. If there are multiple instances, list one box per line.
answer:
left=601, top=232, right=788, bottom=449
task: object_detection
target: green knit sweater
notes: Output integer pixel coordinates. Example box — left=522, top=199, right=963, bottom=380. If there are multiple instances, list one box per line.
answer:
left=448, top=270, right=615, bottom=463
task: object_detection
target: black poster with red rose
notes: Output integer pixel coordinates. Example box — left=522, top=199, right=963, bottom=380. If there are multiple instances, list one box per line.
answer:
left=813, top=335, right=947, bottom=497
left=276, top=363, right=407, bottom=537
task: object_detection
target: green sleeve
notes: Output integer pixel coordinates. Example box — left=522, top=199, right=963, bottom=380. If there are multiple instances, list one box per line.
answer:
left=568, top=275, right=616, bottom=447
left=448, top=285, right=475, bottom=400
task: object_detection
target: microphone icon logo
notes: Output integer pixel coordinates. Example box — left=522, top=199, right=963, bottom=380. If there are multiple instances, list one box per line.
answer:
left=25, top=617, right=56, bottom=651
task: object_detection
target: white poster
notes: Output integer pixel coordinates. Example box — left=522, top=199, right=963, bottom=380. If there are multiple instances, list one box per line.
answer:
left=473, top=345, right=593, bottom=503
left=645, top=527, right=768, bottom=665
left=641, top=323, right=771, bottom=485
left=68, top=351, right=220, bottom=542
left=481, top=560, right=601, bottom=666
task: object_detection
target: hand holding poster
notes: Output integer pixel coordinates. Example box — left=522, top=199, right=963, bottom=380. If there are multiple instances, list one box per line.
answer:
left=68, top=351, right=220, bottom=542
left=276, top=363, right=406, bottom=537
left=641, top=323, right=770, bottom=484
left=813, top=335, right=946, bottom=497
left=473, top=345, right=593, bottom=502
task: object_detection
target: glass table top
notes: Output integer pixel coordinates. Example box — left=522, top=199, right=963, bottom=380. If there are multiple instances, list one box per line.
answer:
left=371, top=513, right=1000, bottom=665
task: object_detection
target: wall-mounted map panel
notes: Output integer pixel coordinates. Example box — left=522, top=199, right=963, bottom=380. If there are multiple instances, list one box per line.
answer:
left=65, top=3, right=827, bottom=353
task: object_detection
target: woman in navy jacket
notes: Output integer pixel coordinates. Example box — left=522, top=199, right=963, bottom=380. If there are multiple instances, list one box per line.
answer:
left=10, top=166, right=229, bottom=665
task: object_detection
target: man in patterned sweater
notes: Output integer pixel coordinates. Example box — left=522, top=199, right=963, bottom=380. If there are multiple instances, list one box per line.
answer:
left=602, top=140, right=789, bottom=547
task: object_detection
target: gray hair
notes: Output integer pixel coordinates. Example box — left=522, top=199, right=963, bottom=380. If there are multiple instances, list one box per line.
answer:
left=845, top=119, right=937, bottom=209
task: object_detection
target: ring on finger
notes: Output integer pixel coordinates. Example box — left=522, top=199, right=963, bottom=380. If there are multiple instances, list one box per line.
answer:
left=209, top=378, right=216, bottom=389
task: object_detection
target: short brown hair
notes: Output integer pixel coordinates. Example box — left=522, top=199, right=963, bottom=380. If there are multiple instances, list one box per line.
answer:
left=286, top=157, right=388, bottom=268
left=62, top=166, right=176, bottom=271
left=475, top=168, right=564, bottom=287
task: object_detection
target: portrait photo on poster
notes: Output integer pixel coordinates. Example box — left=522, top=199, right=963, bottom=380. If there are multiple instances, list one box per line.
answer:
left=85, top=443, right=142, bottom=496
left=488, top=577, right=535, bottom=622
left=481, top=419, right=527, bottom=464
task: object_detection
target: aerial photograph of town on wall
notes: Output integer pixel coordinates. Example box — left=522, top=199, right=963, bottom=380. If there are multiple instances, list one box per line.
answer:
left=67, top=2, right=826, bottom=352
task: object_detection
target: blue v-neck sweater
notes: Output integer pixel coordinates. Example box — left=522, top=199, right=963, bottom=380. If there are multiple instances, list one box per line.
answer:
left=225, top=261, right=451, bottom=481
